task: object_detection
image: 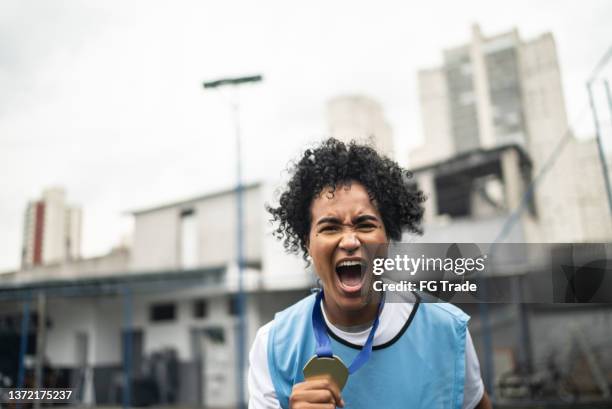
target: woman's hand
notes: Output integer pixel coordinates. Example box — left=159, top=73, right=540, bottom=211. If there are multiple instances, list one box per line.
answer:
left=289, top=378, right=345, bottom=408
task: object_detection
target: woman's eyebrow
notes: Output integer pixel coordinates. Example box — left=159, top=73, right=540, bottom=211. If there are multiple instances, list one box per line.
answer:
left=315, top=214, right=380, bottom=225
left=353, top=214, right=380, bottom=223
left=315, top=216, right=341, bottom=225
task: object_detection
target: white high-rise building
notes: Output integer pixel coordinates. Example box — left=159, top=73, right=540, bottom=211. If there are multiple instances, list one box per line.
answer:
left=327, top=95, right=394, bottom=158
left=411, top=24, right=565, bottom=166
left=410, top=25, right=612, bottom=242
left=22, top=187, right=82, bottom=267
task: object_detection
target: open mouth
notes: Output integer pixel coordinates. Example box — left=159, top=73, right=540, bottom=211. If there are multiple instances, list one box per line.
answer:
left=335, top=259, right=367, bottom=293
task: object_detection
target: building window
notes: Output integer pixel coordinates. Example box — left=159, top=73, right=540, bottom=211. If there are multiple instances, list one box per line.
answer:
left=193, top=300, right=208, bottom=319
left=435, top=174, right=472, bottom=218
left=180, top=208, right=198, bottom=269
left=203, top=327, right=225, bottom=344
left=150, top=303, right=176, bottom=322
left=228, top=295, right=240, bottom=316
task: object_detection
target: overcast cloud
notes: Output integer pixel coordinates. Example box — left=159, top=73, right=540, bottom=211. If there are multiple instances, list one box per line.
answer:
left=1, top=0, right=611, bottom=271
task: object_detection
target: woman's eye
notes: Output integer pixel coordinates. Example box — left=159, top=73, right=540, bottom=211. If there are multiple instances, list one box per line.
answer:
left=320, top=225, right=339, bottom=233
left=357, top=223, right=376, bottom=231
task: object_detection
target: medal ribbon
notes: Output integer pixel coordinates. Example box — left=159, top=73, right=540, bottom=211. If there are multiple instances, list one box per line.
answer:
left=311, top=290, right=384, bottom=374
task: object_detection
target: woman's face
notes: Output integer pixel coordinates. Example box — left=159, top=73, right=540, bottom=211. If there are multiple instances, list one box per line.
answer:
left=307, top=182, right=388, bottom=324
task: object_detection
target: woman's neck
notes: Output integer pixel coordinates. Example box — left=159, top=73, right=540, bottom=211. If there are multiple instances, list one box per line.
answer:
left=322, top=293, right=381, bottom=327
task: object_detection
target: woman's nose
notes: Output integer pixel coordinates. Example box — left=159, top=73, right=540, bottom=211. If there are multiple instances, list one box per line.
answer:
left=339, top=231, right=361, bottom=253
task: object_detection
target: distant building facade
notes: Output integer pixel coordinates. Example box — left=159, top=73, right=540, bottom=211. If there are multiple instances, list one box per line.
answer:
left=411, top=24, right=560, bottom=165
left=410, top=25, right=612, bottom=242
left=21, top=187, right=82, bottom=268
left=327, top=95, right=394, bottom=158
left=3, top=183, right=311, bottom=408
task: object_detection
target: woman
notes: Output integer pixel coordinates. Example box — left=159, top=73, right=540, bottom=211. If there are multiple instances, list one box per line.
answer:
left=249, top=138, right=491, bottom=409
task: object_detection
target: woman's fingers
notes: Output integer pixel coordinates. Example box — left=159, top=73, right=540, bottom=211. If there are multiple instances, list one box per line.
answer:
left=291, top=404, right=336, bottom=409
left=290, top=378, right=344, bottom=408
left=297, top=378, right=343, bottom=405
left=292, top=388, right=334, bottom=403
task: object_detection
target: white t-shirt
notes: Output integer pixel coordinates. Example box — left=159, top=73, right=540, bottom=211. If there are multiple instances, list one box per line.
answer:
left=248, top=300, right=485, bottom=409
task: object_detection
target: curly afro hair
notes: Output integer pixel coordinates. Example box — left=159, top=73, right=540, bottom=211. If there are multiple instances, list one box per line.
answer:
left=267, top=138, right=425, bottom=261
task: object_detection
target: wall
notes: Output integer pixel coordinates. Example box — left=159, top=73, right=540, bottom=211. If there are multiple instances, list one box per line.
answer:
left=410, top=68, right=453, bottom=168
left=13, top=248, right=130, bottom=283
left=195, top=186, right=262, bottom=267
left=131, top=186, right=262, bottom=272
left=46, top=298, right=96, bottom=367
left=132, top=206, right=181, bottom=271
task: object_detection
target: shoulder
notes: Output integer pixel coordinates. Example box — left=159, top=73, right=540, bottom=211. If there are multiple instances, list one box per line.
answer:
left=249, top=321, right=273, bottom=374
left=250, top=293, right=315, bottom=360
left=260, top=294, right=319, bottom=408
left=269, top=293, right=317, bottom=340
left=416, top=293, right=470, bottom=325
left=411, top=297, right=470, bottom=346
left=249, top=292, right=310, bottom=368
left=426, top=301, right=469, bottom=320
left=274, top=292, right=317, bottom=319
left=251, top=320, right=273, bottom=353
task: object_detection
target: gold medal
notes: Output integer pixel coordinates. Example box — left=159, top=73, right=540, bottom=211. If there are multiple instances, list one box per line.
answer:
left=303, top=355, right=349, bottom=390
left=305, top=290, right=385, bottom=392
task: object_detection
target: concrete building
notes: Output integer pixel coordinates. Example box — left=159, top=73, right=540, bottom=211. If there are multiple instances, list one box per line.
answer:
left=405, top=25, right=612, bottom=396
left=406, top=144, right=612, bottom=398
left=1, top=183, right=313, bottom=408
left=408, top=144, right=538, bottom=243
left=327, top=95, right=394, bottom=158
left=411, top=24, right=558, bottom=166
left=21, top=187, right=82, bottom=268
left=410, top=24, right=612, bottom=242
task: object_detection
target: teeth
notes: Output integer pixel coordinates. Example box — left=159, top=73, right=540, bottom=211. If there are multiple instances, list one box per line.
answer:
left=337, top=260, right=363, bottom=268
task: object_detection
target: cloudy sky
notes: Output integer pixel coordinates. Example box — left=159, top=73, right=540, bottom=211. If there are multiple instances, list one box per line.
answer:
left=1, top=0, right=611, bottom=271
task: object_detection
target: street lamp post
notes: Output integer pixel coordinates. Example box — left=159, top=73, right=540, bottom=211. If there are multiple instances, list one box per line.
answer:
left=203, top=74, right=262, bottom=409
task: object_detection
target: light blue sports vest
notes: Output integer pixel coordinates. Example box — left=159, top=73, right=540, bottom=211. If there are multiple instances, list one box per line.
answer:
left=267, top=293, right=469, bottom=409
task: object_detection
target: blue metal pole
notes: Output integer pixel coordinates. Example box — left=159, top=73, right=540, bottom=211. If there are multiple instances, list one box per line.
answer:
left=122, top=287, right=133, bottom=409
left=202, top=75, right=262, bottom=408
left=478, top=288, right=495, bottom=400
left=233, top=97, right=247, bottom=409
left=17, top=295, right=31, bottom=388
left=16, top=295, right=32, bottom=409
